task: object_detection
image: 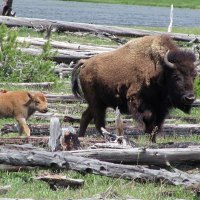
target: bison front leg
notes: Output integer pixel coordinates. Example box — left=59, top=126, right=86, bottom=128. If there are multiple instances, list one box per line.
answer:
left=15, top=117, right=30, bottom=137
left=143, top=110, right=166, bottom=143
left=79, top=106, right=93, bottom=137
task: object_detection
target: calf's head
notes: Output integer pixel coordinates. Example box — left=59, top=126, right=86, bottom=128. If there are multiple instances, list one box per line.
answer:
left=27, top=92, right=48, bottom=113
left=164, top=50, right=199, bottom=113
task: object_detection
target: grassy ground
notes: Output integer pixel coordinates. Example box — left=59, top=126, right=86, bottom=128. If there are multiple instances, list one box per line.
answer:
left=0, top=26, right=200, bottom=199
left=1, top=170, right=196, bottom=200
left=62, top=0, right=200, bottom=9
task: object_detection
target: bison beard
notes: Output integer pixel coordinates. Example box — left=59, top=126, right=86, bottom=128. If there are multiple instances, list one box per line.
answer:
left=71, top=35, right=199, bottom=143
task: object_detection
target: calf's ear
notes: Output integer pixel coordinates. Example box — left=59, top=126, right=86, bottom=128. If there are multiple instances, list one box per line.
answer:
left=24, top=92, right=34, bottom=106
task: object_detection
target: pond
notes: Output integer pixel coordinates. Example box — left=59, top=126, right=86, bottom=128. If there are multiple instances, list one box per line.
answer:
left=13, top=0, right=200, bottom=27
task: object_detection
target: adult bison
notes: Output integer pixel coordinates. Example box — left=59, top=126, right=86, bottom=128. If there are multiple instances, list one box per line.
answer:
left=71, top=35, right=199, bottom=142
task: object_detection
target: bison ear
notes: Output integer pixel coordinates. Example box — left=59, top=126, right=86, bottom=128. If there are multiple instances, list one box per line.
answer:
left=24, top=92, right=34, bottom=106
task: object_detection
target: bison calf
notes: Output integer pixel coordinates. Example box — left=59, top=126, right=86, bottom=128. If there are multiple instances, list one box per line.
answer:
left=0, top=90, right=48, bottom=136
left=72, top=35, right=199, bottom=143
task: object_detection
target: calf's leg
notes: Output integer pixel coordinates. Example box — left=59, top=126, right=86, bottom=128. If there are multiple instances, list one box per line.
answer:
left=16, top=117, right=30, bottom=137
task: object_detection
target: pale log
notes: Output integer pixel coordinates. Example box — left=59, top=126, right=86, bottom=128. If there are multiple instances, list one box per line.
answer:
left=17, top=37, right=115, bottom=52
left=48, top=117, right=61, bottom=151
left=0, top=147, right=200, bottom=190
left=1, top=123, right=200, bottom=137
left=70, top=147, right=200, bottom=165
left=0, top=82, right=54, bottom=89
left=0, top=16, right=200, bottom=42
left=34, top=174, right=84, bottom=189
left=19, top=47, right=105, bottom=63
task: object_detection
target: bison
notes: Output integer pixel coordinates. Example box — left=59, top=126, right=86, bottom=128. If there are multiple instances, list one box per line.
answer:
left=71, top=35, right=199, bottom=142
left=0, top=90, right=48, bottom=136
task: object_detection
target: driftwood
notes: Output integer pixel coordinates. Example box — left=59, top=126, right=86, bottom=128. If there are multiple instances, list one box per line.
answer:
left=0, top=82, right=54, bottom=89
left=2, top=122, right=200, bottom=137
left=60, top=127, right=81, bottom=151
left=45, top=94, right=82, bottom=103
left=0, top=16, right=200, bottom=42
left=19, top=47, right=103, bottom=64
left=34, top=174, right=84, bottom=190
left=17, top=37, right=115, bottom=52
left=0, top=136, right=49, bottom=146
left=48, top=117, right=61, bottom=151
left=0, top=164, right=36, bottom=172
left=70, top=147, right=200, bottom=165
left=17, top=35, right=114, bottom=63
left=0, top=136, right=104, bottom=147
left=0, top=146, right=200, bottom=191
left=0, top=124, right=49, bottom=136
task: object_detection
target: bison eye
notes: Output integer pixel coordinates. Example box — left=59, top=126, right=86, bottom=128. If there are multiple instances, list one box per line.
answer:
left=173, top=74, right=180, bottom=81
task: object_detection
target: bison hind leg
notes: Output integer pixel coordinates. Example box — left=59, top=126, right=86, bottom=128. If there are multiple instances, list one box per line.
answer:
left=93, top=105, right=106, bottom=137
left=79, top=106, right=93, bottom=137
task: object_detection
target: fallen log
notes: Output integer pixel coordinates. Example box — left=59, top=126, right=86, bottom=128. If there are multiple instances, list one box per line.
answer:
left=0, top=164, right=36, bottom=171
left=0, top=124, right=49, bottom=136
left=0, top=82, right=54, bottom=89
left=0, top=136, right=49, bottom=145
left=2, top=123, right=200, bottom=137
left=0, top=136, right=104, bottom=146
left=1, top=16, right=200, bottom=42
left=19, top=47, right=104, bottom=64
left=70, top=147, right=200, bottom=165
left=17, top=37, right=115, bottom=52
left=45, top=94, right=83, bottom=103
left=34, top=174, right=84, bottom=190
left=0, top=146, right=200, bottom=191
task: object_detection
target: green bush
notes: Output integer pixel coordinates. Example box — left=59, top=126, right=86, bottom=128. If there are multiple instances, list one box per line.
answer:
left=194, top=75, right=200, bottom=97
left=0, top=24, right=57, bottom=82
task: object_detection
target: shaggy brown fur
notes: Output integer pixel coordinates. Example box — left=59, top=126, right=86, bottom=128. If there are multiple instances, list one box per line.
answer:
left=72, top=35, right=198, bottom=142
left=0, top=90, right=48, bottom=136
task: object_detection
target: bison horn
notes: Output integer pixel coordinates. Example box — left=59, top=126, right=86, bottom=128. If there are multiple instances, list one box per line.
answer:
left=164, top=50, right=175, bottom=69
left=194, top=60, right=200, bottom=67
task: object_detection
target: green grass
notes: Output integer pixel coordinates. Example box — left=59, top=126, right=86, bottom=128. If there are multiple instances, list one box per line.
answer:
left=1, top=26, right=200, bottom=200
left=0, top=170, right=197, bottom=200
left=17, top=27, right=117, bottom=46
left=62, top=0, right=200, bottom=9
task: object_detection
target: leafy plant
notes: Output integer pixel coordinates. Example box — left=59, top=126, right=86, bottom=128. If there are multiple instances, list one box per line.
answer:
left=0, top=24, right=57, bottom=83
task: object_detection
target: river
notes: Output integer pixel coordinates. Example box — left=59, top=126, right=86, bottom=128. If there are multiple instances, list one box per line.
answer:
left=12, top=0, right=200, bottom=27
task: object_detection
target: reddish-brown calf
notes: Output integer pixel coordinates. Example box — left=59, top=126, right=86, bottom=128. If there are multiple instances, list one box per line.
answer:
left=0, top=90, right=48, bottom=136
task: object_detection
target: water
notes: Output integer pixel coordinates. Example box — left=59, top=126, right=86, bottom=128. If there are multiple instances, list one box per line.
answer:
left=12, top=0, right=200, bottom=27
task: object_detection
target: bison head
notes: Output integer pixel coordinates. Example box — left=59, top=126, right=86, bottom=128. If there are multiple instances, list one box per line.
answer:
left=163, top=50, right=199, bottom=113
left=27, top=92, right=48, bottom=113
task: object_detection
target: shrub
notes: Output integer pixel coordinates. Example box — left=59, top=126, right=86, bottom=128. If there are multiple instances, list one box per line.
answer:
left=0, top=24, right=57, bottom=82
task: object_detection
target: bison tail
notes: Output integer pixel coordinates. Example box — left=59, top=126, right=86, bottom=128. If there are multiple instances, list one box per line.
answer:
left=71, top=60, right=85, bottom=99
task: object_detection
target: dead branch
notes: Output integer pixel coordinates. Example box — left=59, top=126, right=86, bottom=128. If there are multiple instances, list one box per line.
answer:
left=0, top=146, right=200, bottom=191
left=71, top=147, right=200, bottom=165
left=34, top=174, right=84, bottom=190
